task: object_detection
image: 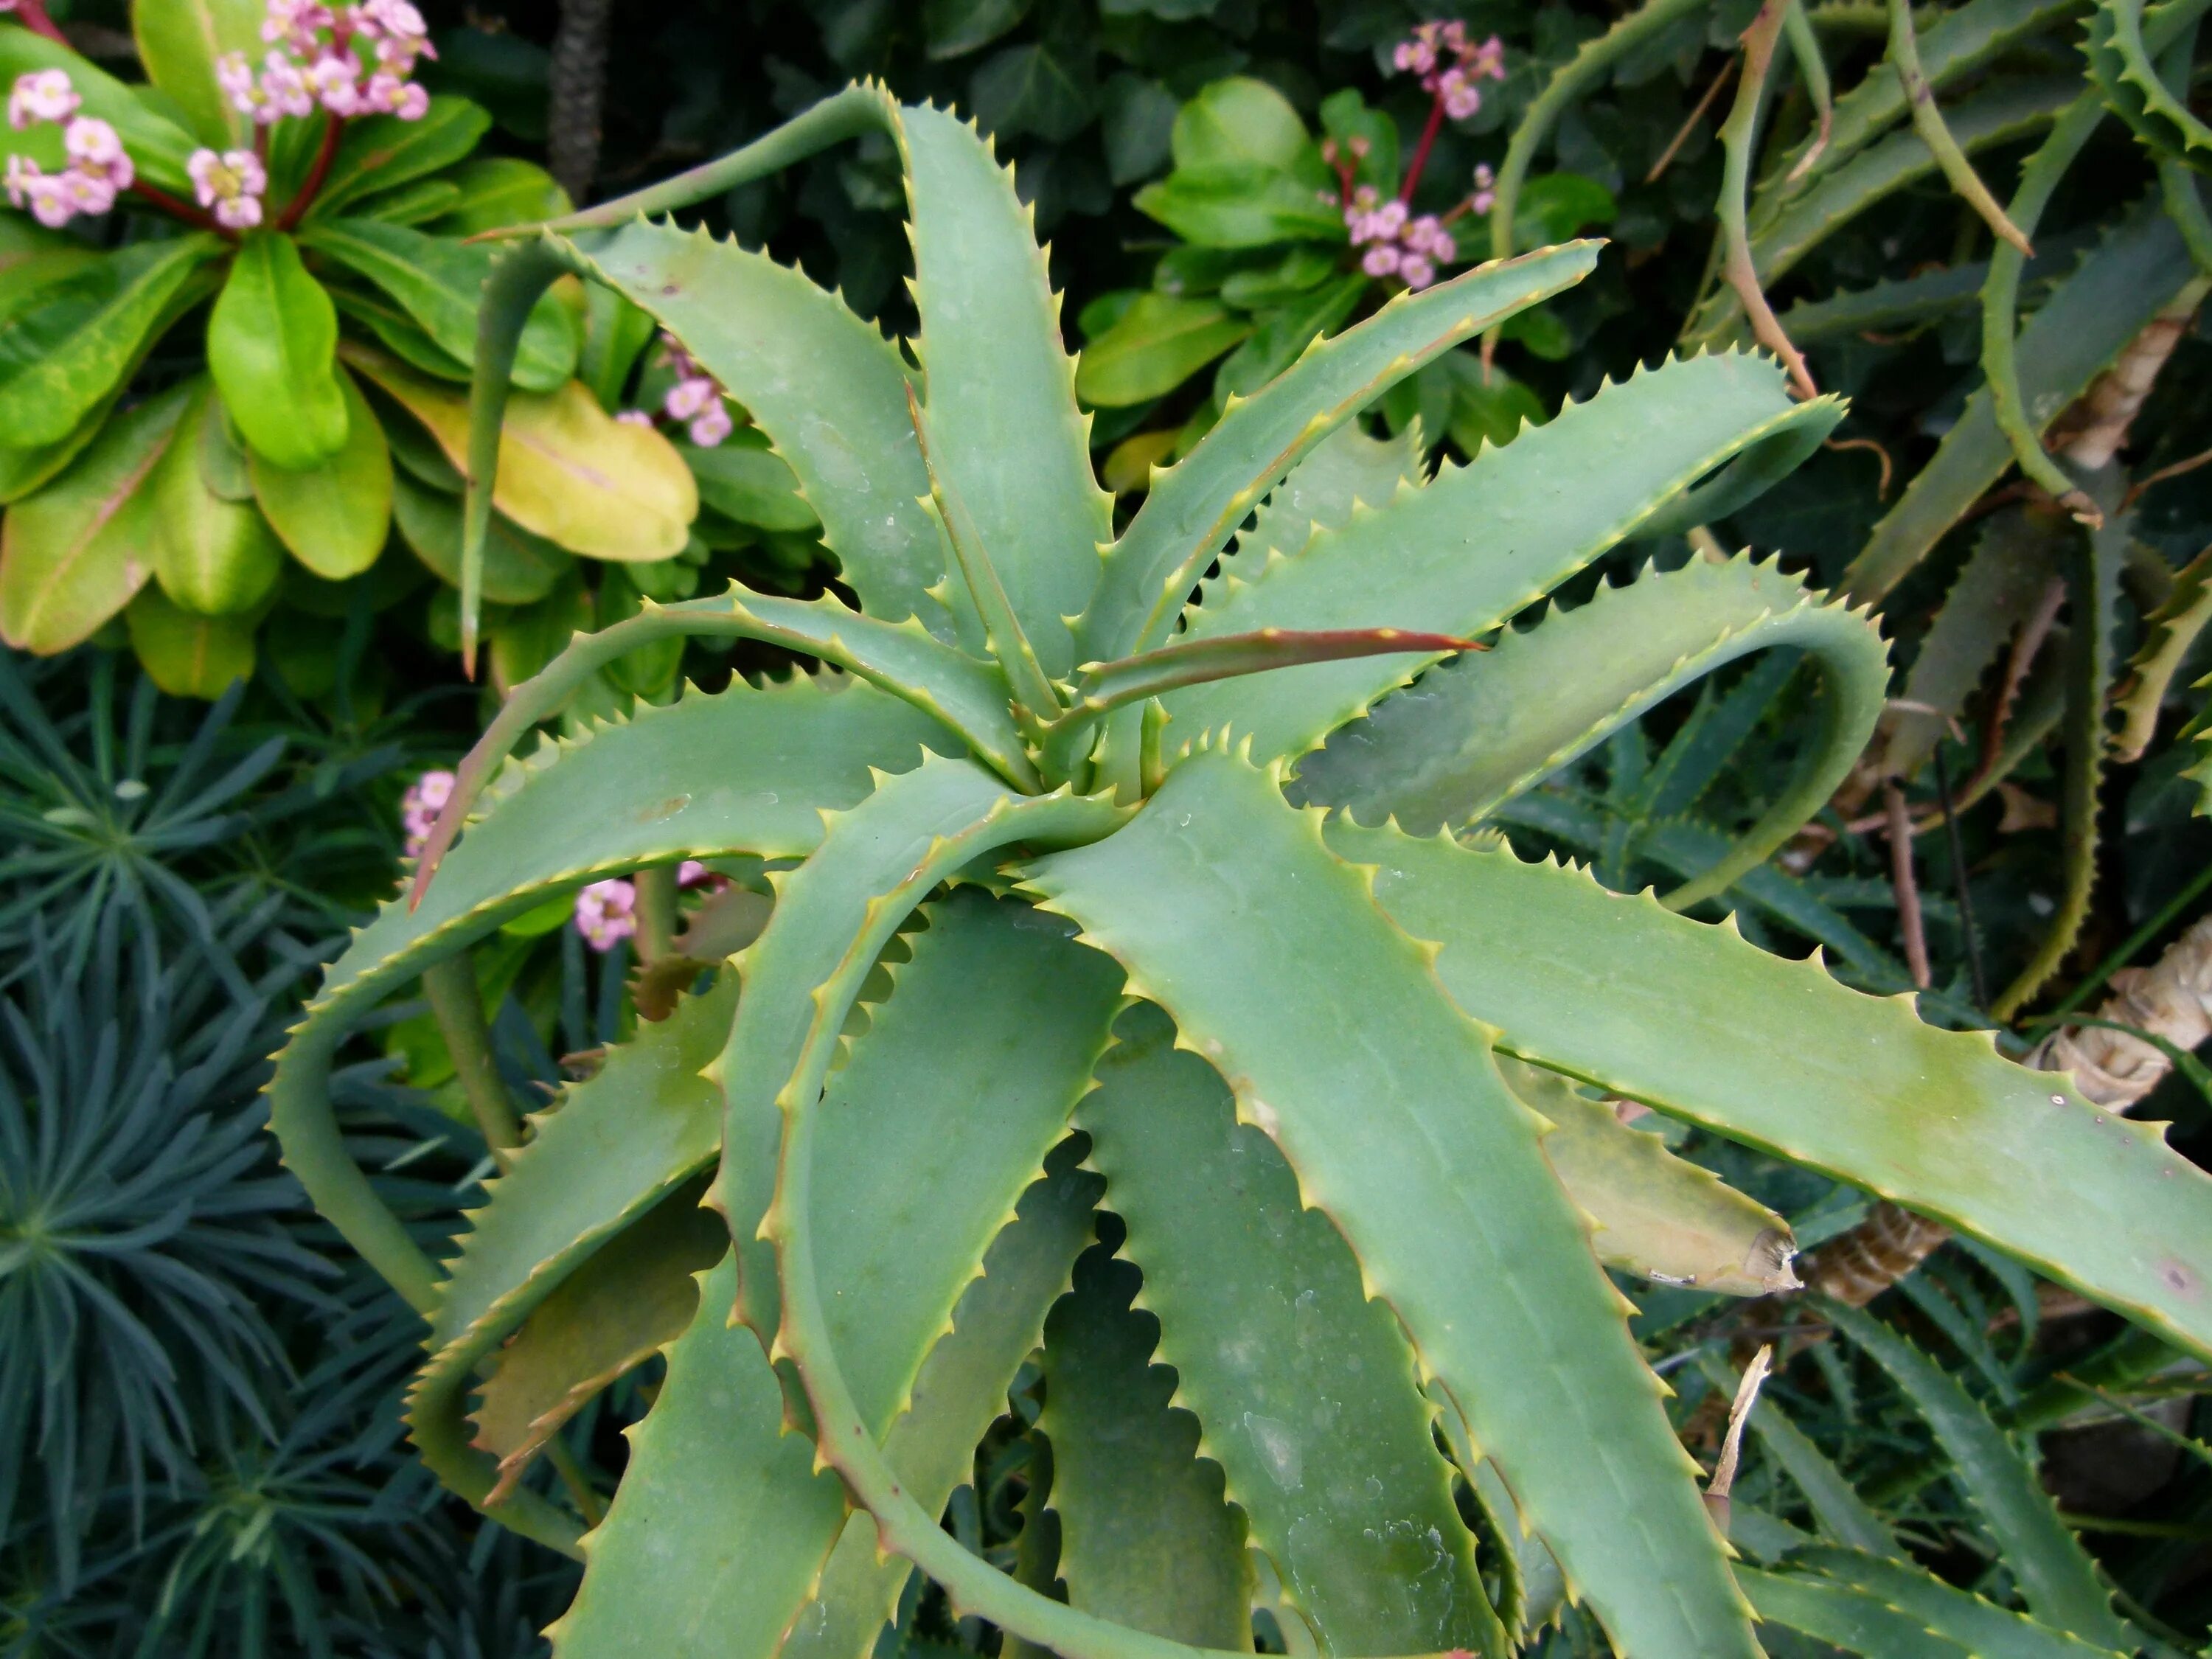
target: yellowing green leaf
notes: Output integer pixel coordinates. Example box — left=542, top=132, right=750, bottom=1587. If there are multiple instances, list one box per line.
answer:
left=133, top=0, right=262, bottom=146
left=125, top=582, right=257, bottom=697
left=0, top=383, right=189, bottom=653
left=209, top=232, right=351, bottom=470
left=346, top=346, right=695, bottom=562
left=153, top=380, right=285, bottom=614
left=250, top=367, right=394, bottom=580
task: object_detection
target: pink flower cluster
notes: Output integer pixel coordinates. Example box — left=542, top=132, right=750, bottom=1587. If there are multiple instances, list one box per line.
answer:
left=4, top=71, right=131, bottom=227
left=1344, top=187, right=1456, bottom=290
left=1392, top=20, right=1506, bottom=119
left=188, top=146, right=267, bottom=229
left=653, top=334, right=732, bottom=448
left=400, top=768, right=456, bottom=861
left=218, top=0, right=433, bottom=127
left=574, top=862, right=715, bottom=953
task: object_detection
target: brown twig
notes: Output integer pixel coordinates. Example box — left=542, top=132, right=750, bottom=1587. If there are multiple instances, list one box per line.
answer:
left=1719, top=0, right=1820, bottom=399
left=1646, top=56, right=1737, bottom=183
left=1824, top=434, right=1894, bottom=496
left=1968, top=571, right=2067, bottom=800
left=2124, top=441, right=2212, bottom=509
left=1884, top=781, right=1932, bottom=989
left=5, top=0, right=74, bottom=49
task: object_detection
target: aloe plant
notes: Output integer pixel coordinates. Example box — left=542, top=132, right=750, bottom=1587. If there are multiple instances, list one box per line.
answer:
left=262, top=83, right=2212, bottom=1658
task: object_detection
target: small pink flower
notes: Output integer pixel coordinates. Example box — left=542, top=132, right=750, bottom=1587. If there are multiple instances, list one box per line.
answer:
left=358, top=72, right=428, bottom=119
left=262, top=0, right=335, bottom=48
left=616, top=408, right=654, bottom=427
left=1439, top=69, right=1484, bottom=120
left=10, top=69, right=79, bottom=130
left=305, top=52, right=363, bottom=115
left=574, top=878, right=639, bottom=951
left=400, top=769, right=456, bottom=860
left=217, top=52, right=262, bottom=117
left=188, top=146, right=267, bottom=229
left=3, top=153, right=37, bottom=209
left=57, top=168, right=115, bottom=216
left=63, top=116, right=131, bottom=188
left=1361, top=243, right=1402, bottom=278
left=256, top=51, right=313, bottom=122
left=687, top=401, right=732, bottom=448
left=22, top=172, right=72, bottom=226
left=664, top=376, right=715, bottom=421
left=1399, top=254, right=1436, bottom=290
left=678, top=860, right=712, bottom=886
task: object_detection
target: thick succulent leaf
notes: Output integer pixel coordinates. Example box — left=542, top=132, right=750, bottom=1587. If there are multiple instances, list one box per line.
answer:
left=1737, top=1569, right=1972, bottom=1657
left=0, top=382, right=189, bottom=652
left=1077, top=1001, right=1506, bottom=1659
left=1079, top=243, right=1599, bottom=661
left=1291, top=552, right=1887, bottom=908
left=782, top=1144, right=1103, bottom=1659
left=894, top=104, right=1114, bottom=679
left=209, top=232, right=352, bottom=470
left=124, top=584, right=254, bottom=695
left=1793, top=1546, right=2125, bottom=1658
left=151, top=380, right=283, bottom=616
left=1040, top=1242, right=1256, bottom=1649
left=344, top=344, right=695, bottom=563
left=1819, top=1301, right=2128, bottom=1648
left=268, top=676, right=949, bottom=1312
left=406, top=982, right=737, bottom=1548
left=1161, top=352, right=1841, bottom=767
left=1846, top=202, right=2196, bottom=602
left=1722, top=1381, right=1898, bottom=1557
left=1020, top=747, right=1759, bottom=1659
left=1500, top=1059, right=1797, bottom=1296
left=1329, top=823, right=2212, bottom=1362
left=532, top=220, right=949, bottom=636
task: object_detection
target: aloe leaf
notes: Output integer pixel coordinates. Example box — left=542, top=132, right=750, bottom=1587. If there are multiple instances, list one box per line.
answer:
left=1794, top=1545, right=2127, bottom=1658
left=1501, top=1059, right=1798, bottom=1295
left=1160, top=352, right=1840, bottom=768
left=1021, top=748, right=1760, bottom=1659
left=302, top=220, right=581, bottom=392
left=406, top=981, right=738, bottom=1553
left=1078, top=1002, right=1505, bottom=1659
left=0, top=381, right=190, bottom=653
left=2116, top=546, right=2212, bottom=762
left=1040, top=1242, right=1256, bottom=1649
left=268, top=676, right=948, bottom=1312
left=895, top=104, right=1115, bottom=681
left=1291, top=552, right=1887, bottom=909
left=247, top=366, right=394, bottom=580
left=522, top=223, right=950, bottom=636
left=1080, top=244, right=1599, bottom=663
left=1737, top=1568, right=1974, bottom=1656
left=1332, top=822, right=2212, bottom=1363
left=1818, top=1299, right=2129, bottom=1648
left=782, top=1144, right=1104, bottom=1659
left=1845, top=201, right=2195, bottom=602
left=408, top=585, right=1032, bottom=895
left=0, top=235, right=221, bottom=451
left=2087, top=0, right=2212, bottom=161
left=1714, top=1375, right=1899, bottom=1556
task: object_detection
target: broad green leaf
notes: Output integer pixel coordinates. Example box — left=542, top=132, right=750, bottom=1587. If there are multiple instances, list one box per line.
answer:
left=578, top=283, right=656, bottom=412
left=152, top=383, right=285, bottom=614
left=0, top=383, right=189, bottom=651
left=1134, top=165, right=1346, bottom=248
left=970, top=42, right=1099, bottom=142
left=681, top=438, right=819, bottom=532
left=1082, top=245, right=1595, bottom=664
left=124, top=582, right=255, bottom=697
left=250, top=366, right=394, bottom=580
left=1040, top=1242, right=1256, bottom=1649
left=1079, top=1001, right=1506, bottom=1658
left=132, top=0, right=261, bottom=146
left=346, top=346, right=695, bottom=561
left=1820, top=1301, right=2128, bottom=1648
left=1500, top=1059, right=1798, bottom=1296
left=1793, top=1546, right=2126, bottom=1658
left=304, top=220, right=581, bottom=393
left=430, top=156, right=572, bottom=236
left=553, top=220, right=947, bottom=632
left=1738, top=1569, right=1973, bottom=1658
left=331, top=283, right=475, bottom=380
left=1076, top=293, right=1251, bottom=408
left=1512, top=173, right=1618, bottom=246
left=1846, top=203, right=2197, bottom=602
left=0, top=234, right=220, bottom=450
left=1171, top=77, right=1310, bottom=172
left=267, top=675, right=952, bottom=1312
left=1331, top=824, right=2212, bottom=1364
left=344, top=176, right=463, bottom=226
left=897, top=102, right=1116, bottom=678
left=0, top=31, right=200, bottom=193
left=209, top=232, right=352, bottom=470
left=1218, top=245, right=1341, bottom=310
left=393, top=472, right=566, bottom=602
left=1020, top=748, right=1761, bottom=1659
left=925, top=0, right=1033, bottom=58
left=1290, top=552, right=1888, bottom=907
left=1162, top=352, right=1841, bottom=765
left=196, top=388, right=253, bottom=499
left=311, top=97, right=493, bottom=218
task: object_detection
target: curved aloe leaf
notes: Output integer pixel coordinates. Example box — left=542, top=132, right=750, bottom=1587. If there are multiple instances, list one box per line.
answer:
left=268, top=676, right=947, bottom=1312
left=1291, top=552, right=1887, bottom=908
left=2087, top=0, right=2212, bottom=161
left=1738, top=1568, right=1972, bottom=1656
left=1079, top=243, right=1599, bottom=662
left=1719, top=1379, right=1899, bottom=1557
left=1078, top=1001, right=1507, bottom=1659
left=1023, top=747, right=1760, bottom=1659
left=1040, top=1242, right=1256, bottom=1649
left=1332, top=822, right=2212, bottom=1363
left=1818, top=1299, right=2129, bottom=1649
left=1161, top=352, right=1841, bottom=768
left=1793, top=1545, right=2126, bottom=1658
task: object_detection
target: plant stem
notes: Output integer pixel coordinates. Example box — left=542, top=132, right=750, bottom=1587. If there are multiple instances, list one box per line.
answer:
left=276, top=114, right=345, bottom=232
left=5, top=0, right=72, bottom=49
left=1399, top=94, right=1446, bottom=204
left=421, top=956, right=524, bottom=1160
left=1882, top=781, right=1931, bottom=989
left=130, top=181, right=221, bottom=233
left=1717, top=0, right=1818, bottom=399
